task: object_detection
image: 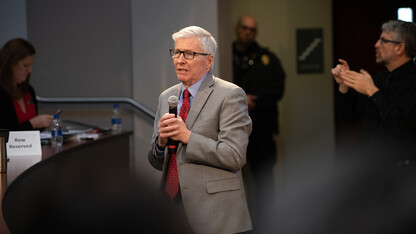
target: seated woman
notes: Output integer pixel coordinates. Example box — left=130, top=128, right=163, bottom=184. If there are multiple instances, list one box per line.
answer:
left=0, top=38, right=53, bottom=131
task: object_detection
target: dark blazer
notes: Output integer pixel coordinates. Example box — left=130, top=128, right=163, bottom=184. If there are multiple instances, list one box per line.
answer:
left=148, top=73, right=253, bottom=234
left=0, top=85, right=37, bottom=131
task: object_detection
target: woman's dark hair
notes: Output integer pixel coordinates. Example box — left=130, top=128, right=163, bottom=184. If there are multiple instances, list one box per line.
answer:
left=0, top=38, right=36, bottom=98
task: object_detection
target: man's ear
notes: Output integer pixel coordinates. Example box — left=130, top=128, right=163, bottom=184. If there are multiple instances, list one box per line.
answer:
left=206, top=55, right=214, bottom=69
left=395, top=43, right=406, bottom=56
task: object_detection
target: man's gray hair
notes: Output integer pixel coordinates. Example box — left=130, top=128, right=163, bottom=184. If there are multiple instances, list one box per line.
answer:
left=172, top=26, right=217, bottom=56
left=382, top=20, right=416, bottom=58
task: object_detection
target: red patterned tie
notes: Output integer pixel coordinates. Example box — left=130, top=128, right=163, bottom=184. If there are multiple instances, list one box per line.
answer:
left=165, top=89, right=190, bottom=199
left=179, top=89, right=190, bottom=121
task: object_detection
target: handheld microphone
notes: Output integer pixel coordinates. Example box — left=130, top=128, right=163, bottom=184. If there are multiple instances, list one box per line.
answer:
left=168, top=96, right=179, bottom=117
left=167, top=96, right=179, bottom=153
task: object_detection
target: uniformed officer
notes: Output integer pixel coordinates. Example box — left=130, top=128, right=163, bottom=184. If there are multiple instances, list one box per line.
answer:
left=232, top=15, right=286, bottom=230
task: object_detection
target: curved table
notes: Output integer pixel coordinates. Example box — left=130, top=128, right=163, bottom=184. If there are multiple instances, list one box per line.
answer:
left=1, top=131, right=133, bottom=233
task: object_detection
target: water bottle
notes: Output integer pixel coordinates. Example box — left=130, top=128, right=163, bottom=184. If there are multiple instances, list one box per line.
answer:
left=111, top=103, right=122, bottom=133
left=51, top=114, right=63, bottom=146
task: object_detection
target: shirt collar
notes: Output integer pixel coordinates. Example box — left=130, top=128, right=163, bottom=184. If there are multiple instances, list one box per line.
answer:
left=181, top=73, right=208, bottom=99
left=390, top=59, right=415, bottom=77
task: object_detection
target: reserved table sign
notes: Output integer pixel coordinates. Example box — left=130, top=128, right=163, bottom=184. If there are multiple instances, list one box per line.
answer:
left=6, top=131, right=42, bottom=182
left=7, top=131, right=42, bottom=156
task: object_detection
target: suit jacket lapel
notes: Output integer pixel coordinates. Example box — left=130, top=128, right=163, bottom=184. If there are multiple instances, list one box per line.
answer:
left=172, top=85, right=182, bottom=100
left=177, top=73, right=214, bottom=154
left=185, top=72, right=214, bottom=130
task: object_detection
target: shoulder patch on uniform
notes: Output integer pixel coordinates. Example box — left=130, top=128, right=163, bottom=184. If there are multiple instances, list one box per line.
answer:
left=261, top=54, right=270, bottom=66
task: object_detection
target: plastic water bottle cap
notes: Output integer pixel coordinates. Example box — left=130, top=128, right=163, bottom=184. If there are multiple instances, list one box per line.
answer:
left=53, top=114, right=59, bottom=119
left=113, top=103, right=119, bottom=108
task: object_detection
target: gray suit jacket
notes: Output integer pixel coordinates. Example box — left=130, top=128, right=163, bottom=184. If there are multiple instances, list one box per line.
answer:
left=148, top=73, right=252, bottom=234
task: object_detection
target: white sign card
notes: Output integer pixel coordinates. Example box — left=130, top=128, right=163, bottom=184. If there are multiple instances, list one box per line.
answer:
left=7, top=131, right=42, bottom=156
left=6, top=131, right=42, bottom=182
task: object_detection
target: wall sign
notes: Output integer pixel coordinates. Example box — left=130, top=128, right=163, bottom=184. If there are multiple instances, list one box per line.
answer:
left=297, top=28, right=323, bottom=73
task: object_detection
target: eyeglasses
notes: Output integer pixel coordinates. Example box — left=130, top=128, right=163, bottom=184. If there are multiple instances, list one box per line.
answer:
left=379, top=37, right=403, bottom=45
left=239, top=25, right=257, bottom=33
left=170, top=49, right=209, bottom=60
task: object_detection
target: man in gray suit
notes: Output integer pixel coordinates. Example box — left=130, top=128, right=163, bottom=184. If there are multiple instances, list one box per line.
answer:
left=148, top=26, right=252, bottom=233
